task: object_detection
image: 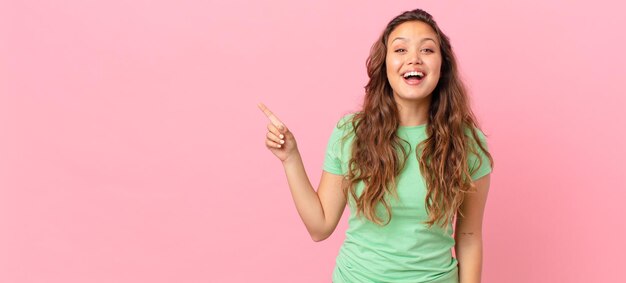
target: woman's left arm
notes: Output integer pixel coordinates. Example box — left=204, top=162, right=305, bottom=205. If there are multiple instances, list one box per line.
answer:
left=455, top=173, right=491, bottom=283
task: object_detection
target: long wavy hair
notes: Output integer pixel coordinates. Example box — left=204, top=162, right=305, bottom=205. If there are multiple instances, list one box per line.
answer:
left=344, top=9, right=494, bottom=229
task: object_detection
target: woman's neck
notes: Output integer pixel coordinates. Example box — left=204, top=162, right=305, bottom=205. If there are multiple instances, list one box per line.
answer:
left=396, top=98, right=431, bottom=127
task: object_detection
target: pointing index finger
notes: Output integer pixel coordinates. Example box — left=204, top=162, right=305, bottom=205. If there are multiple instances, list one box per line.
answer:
left=257, top=103, right=284, bottom=127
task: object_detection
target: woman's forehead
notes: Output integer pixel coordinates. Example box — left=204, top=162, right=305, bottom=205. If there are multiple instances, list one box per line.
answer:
left=388, top=21, right=438, bottom=44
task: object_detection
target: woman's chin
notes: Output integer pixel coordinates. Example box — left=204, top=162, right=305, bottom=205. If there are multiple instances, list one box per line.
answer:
left=393, top=92, right=432, bottom=103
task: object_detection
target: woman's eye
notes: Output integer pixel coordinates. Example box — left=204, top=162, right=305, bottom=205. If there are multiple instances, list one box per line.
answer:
left=394, top=48, right=406, bottom=53
left=421, top=48, right=434, bottom=53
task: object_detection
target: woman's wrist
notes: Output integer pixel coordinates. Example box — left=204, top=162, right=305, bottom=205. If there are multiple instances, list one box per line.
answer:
left=282, top=151, right=302, bottom=167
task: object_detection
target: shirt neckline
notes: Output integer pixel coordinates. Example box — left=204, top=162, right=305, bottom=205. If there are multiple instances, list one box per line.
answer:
left=398, top=123, right=428, bottom=131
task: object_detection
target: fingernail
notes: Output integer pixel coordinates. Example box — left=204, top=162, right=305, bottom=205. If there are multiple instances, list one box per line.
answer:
left=277, top=144, right=282, bottom=148
left=280, top=140, right=284, bottom=144
left=279, top=134, right=284, bottom=139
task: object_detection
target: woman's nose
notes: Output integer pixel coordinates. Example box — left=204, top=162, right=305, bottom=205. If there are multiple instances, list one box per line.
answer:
left=407, top=51, right=422, bottom=65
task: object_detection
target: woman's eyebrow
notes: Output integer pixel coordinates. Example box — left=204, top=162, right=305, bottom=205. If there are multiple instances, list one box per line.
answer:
left=391, top=37, right=408, bottom=43
left=391, top=37, right=438, bottom=44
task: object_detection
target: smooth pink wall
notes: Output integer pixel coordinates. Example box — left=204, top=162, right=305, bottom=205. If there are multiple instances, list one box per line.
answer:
left=2, top=0, right=624, bottom=282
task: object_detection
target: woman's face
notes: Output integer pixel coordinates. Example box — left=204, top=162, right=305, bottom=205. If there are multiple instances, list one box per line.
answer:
left=385, top=21, right=442, bottom=104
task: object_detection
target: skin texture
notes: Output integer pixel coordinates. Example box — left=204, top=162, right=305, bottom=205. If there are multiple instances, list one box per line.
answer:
left=455, top=173, right=490, bottom=283
left=259, top=20, right=490, bottom=283
left=386, top=21, right=442, bottom=127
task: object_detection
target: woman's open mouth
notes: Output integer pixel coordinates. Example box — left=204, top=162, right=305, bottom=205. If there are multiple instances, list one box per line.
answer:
left=402, top=70, right=425, bottom=86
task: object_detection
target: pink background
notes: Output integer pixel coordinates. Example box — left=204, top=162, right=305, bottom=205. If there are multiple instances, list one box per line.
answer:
left=2, top=0, right=625, bottom=282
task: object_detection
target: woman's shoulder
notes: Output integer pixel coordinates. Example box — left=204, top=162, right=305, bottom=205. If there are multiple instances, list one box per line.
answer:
left=326, top=112, right=359, bottom=145
left=334, top=112, right=358, bottom=131
left=463, top=124, right=488, bottom=142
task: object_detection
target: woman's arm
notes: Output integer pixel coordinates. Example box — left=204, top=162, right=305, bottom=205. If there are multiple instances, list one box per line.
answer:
left=259, top=103, right=347, bottom=242
left=454, top=174, right=491, bottom=283
left=282, top=153, right=347, bottom=242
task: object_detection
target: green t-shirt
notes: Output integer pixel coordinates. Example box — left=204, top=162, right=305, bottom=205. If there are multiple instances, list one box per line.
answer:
left=323, top=114, right=492, bottom=283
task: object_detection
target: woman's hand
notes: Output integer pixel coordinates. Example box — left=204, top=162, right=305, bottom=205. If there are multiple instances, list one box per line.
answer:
left=258, top=103, right=299, bottom=163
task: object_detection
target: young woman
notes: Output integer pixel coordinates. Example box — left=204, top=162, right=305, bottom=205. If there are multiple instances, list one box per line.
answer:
left=259, top=8, right=494, bottom=283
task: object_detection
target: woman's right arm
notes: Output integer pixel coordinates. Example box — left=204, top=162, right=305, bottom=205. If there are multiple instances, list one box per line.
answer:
left=259, top=103, right=347, bottom=242
left=282, top=153, right=347, bottom=242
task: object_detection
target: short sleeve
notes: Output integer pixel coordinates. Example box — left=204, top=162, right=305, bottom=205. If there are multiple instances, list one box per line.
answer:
left=322, top=115, right=352, bottom=175
left=468, top=128, right=493, bottom=180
